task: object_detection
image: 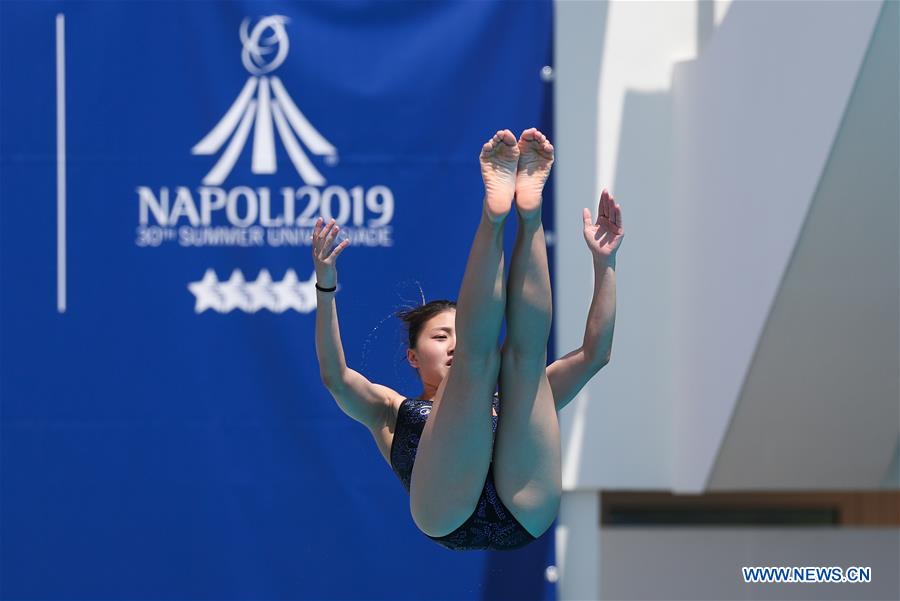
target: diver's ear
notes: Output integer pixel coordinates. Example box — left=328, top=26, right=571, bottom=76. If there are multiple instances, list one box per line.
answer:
left=407, top=348, right=418, bottom=369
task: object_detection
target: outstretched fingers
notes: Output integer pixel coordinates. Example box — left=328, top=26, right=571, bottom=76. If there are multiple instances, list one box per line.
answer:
left=312, top=217, right=349, bottom=262
left=329, top=237, right=350, bottom=259
left=582, top=207, right=593, bottom=226
left=597, top=189, right=623, bottom=230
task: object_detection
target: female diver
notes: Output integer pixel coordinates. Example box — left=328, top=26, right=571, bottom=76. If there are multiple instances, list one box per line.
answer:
left=313, top=128, right=623, bottom=551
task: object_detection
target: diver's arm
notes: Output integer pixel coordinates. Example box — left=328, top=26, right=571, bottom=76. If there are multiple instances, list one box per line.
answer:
left=312, top=218, right=393, bottom=429
left=548, top=193, right=623, bottom=412
left=582, top=256, right=616, bottom=366
left=580, top=190, right=623, bottom=364
left=312, top=217, right=351, bottom=385
left=547, top=257, right=613, bottom=412
left=316, top=282, right=395, bottom=429
left=315, top=282, right=349, bottom=386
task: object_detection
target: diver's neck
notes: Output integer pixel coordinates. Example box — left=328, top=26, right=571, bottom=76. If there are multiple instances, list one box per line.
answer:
left=420, top=385, right=438, bottom=401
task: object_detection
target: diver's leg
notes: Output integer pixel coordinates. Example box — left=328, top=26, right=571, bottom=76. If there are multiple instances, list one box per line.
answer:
left=493, top=128, right=561, bottom=538
left=410, top=130, right=517, bottom=537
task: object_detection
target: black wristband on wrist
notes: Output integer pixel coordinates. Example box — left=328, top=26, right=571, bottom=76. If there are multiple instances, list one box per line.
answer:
left=315, top=282, right=337, bottom=292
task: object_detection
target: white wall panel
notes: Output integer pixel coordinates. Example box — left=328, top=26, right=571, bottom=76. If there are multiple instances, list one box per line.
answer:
left=708, top=0, right=899, bottom=489
left=556, top=0, right=697, bottom=491
left=669, top=0, right=882, bottom=492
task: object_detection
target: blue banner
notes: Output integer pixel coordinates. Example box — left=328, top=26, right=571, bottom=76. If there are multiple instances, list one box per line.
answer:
left=1, top=1, right=555, bottom=598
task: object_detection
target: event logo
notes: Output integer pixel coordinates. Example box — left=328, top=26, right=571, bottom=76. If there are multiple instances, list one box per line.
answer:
left=191, top=16, right=337, bottom=186
left=135, top=16, right=395, bottom=313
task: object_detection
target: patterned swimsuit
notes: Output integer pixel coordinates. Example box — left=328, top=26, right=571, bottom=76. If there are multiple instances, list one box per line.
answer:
left=389, top=393, right=537, bottom=551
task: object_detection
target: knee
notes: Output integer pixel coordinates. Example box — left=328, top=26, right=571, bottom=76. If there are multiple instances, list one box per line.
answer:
left=410, top=495, right=472, bottom=539
left=530, top=509, right=560, bottom=539
left=410, top=499, right=440, bottom=537
left=504, top=488, right=560, bottom=539
left=532, top=489, right=562, bottom=537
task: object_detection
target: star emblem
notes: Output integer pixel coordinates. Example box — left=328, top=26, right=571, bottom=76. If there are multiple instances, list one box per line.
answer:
left=187, top=269, right=224, bottom=313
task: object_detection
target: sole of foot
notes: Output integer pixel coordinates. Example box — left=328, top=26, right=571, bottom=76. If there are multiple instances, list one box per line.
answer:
left=515, top=127, right=554, bottom=220
left=479, top=129, right=519, bottom=223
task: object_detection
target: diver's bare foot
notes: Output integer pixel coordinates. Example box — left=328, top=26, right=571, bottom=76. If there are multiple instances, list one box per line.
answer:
left=479, top=129, right=519, bottom=222
left=515, top=128, right=554, bottom=219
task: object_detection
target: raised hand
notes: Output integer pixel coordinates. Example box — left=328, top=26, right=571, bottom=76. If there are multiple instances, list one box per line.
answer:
left=311, top=217, right=349, bottom=287
left=582, top=189, right=624, bottom=262
left=515, top=127, right=554, bottom=219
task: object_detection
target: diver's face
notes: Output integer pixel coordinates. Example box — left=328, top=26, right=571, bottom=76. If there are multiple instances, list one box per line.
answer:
left=408, top=310, right=456, bottom=386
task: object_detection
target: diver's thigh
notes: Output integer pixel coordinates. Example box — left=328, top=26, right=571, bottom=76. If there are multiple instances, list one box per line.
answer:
left=409, top=351, right=500, bottom=537
left=493, top=353, right=562, bottom=538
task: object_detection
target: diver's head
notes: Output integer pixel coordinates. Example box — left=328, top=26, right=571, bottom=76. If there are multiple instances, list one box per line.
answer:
left=396, top=300, right=457, bottom=393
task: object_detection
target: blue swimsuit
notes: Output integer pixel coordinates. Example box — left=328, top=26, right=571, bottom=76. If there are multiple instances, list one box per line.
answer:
left=389, top=393, right=537, bottom=551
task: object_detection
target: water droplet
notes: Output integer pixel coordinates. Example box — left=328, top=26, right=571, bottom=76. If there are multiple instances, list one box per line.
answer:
left=360, top=279, right=432, bottom=394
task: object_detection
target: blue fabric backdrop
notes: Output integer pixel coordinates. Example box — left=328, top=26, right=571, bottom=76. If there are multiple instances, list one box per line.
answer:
left=0, top=1, right=556, bottom=598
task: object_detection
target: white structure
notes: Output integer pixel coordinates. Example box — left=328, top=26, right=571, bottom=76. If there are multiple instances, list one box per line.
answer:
left=553, top=1, right=898, bottom=599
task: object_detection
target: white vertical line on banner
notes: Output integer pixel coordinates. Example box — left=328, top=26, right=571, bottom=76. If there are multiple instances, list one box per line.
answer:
left=56, top=13, right=66, bottom=313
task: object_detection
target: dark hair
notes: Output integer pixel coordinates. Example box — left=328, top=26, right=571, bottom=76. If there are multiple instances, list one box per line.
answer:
left=395, top=300, right=457, bottom=349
